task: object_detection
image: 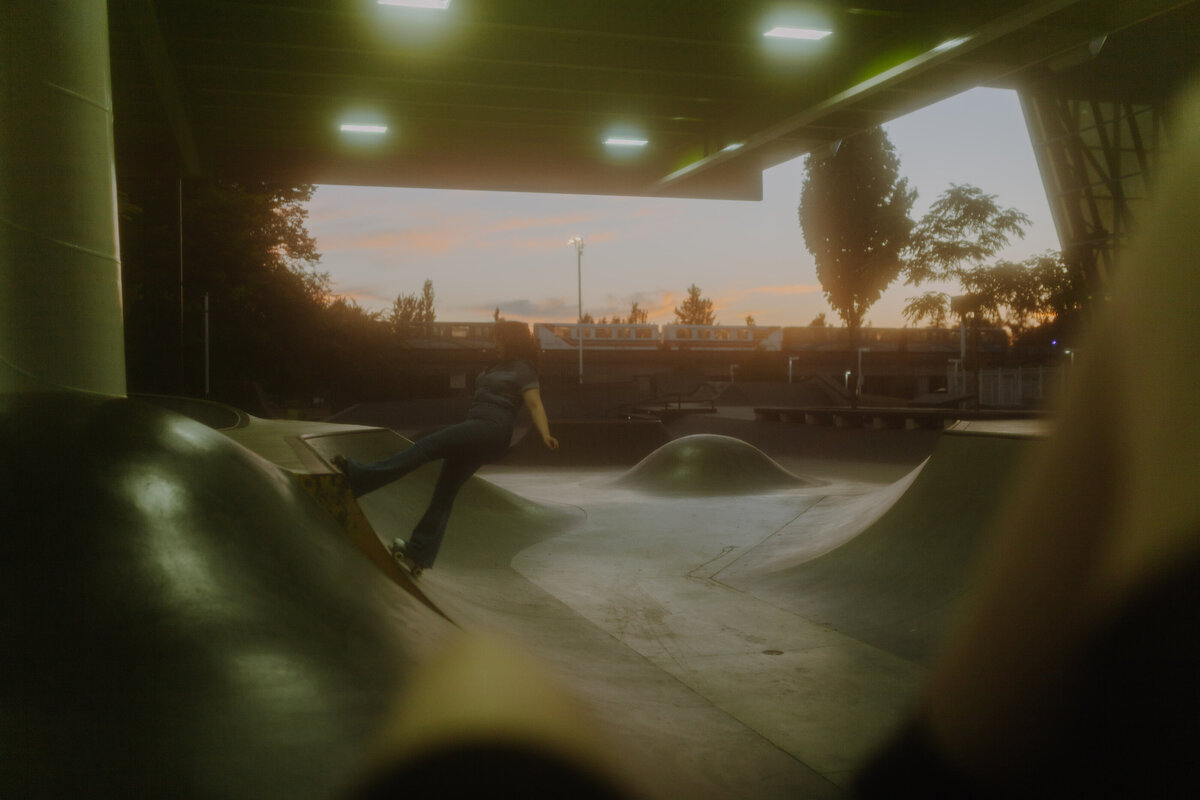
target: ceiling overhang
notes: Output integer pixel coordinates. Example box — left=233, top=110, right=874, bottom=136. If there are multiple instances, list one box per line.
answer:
left=107, top=0, right=1200, bottom=200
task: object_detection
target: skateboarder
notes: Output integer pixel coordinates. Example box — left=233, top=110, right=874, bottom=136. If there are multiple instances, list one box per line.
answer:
left=332, top=320, right=558, bottom=574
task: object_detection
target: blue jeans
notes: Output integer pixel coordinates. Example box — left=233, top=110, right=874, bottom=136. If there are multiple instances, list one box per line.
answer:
left=343, top=417, right=511, bottom=567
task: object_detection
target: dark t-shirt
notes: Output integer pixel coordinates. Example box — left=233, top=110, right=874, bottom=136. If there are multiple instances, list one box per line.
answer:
left=467, top=359, right=539, bottom=426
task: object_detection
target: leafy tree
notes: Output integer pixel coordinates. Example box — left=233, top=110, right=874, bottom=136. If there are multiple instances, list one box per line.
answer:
left=901, top=185, right=1086, bottom=344
left=625, top=301, right=649, bottom=324
left=902, top=292, right=950, bottom=328
left=744, top=314, right=756, bottom=326
left=903, top=183, right=1031, bottom=285
left=121, top=177, right=330, bottom=400
left=580, top=312, right=595, bottom=324
left=673, top=284, right=715, bottom=325
left=904, top=252, right=1082, bottom=340
left=798, top=127, right=916, bottom=341
left=808, top=312, right=827, bottom=327
left=391, top=279, right=436, bottom=331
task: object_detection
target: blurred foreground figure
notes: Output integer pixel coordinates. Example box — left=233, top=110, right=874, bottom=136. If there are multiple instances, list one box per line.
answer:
left=351, top=634, right=644, bottom=800
left=855, top=81, right=1200, bottom=796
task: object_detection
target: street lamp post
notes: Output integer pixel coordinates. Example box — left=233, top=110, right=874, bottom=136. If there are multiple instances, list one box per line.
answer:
left=568, top=236, right=585, bottom=384
left=857, top=347, right=871, bottom=397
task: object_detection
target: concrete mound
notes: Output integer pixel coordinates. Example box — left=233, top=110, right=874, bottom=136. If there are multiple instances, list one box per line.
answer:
left=1, top=392, right=455, bottom=799
left=612, top=433, right=808, bottom=495
left=720, top=423, right=1039, bottom=661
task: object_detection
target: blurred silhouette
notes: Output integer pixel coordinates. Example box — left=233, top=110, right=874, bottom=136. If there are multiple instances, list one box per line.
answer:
left=349, top=634, right=643, bottom=800
left=853, top=79, right=1200, bottom=797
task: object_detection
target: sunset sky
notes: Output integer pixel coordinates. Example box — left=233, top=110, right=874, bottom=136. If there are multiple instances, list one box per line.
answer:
left=305, top=86, right=1061, bottom=329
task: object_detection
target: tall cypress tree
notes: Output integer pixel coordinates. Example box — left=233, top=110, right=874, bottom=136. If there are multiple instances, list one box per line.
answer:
left=799, top=128, right=916, bottom=397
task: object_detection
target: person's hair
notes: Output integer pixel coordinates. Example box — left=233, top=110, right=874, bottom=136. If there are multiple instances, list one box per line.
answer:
left=494, top=320, right=540, bottom=371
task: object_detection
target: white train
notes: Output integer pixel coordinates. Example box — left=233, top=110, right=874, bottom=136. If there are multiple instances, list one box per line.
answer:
left=396, top=321, right=1006, bottom=354
left=535, top=323, right=784, bottom=351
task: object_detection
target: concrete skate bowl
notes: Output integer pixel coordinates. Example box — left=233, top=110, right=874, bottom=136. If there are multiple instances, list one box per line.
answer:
left=719, top=423, right=1043, bottom=662
left=300, top=428, right=584, bottom=570
left=1, top=392, right=457, bottom=800
left=611, top=433, right=815, bottom=495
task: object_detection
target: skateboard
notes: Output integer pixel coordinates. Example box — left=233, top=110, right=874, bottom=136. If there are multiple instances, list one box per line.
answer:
left=389, top=538, right=424, bottom=578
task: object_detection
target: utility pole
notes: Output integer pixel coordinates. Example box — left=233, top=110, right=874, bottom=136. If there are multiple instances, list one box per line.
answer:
left=568, top=236, right=585, bottom=384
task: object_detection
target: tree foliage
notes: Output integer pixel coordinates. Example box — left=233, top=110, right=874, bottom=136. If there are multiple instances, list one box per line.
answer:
left=903, top=184, right=1031, bottom=285
left=673, top=284, right=716, bottom=325
left=625, top=301, right=649, bottom=324
left=904, top=252, right=1083, bottom=339
left=391, top=279, right=437, bottom=330
left=901, top=184, right=1084, bottom=340
left=798, top=127, right=916, bottom=333
left=902, top=292, right=951, bottom=328
left=121, top=178, right=335, bottom=400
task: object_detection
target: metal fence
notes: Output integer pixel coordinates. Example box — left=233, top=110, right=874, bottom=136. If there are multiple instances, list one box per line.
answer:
left=948, top=365, right=1066, bottom=407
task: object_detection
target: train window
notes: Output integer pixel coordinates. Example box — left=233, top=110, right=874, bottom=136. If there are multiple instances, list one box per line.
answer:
left=617, top=327, right=631, bottom=339
left=451, top=326, right=469, bottom=338
left=675, top=328, right=692, bottom=339
left=715, top=328, right=729, bottom=340
left=595, top=327, right=611, bottom=338
left=636, top=327, right=654, bottom=339
left=699, top=329, right=711, bottom=340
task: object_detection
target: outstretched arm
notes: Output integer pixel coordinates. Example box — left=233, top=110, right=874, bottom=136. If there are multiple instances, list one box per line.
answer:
left=522, top=388, right=559, bottom=451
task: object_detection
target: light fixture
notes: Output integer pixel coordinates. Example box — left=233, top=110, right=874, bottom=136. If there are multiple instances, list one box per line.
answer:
left=605, top=137, right=648, bottom=147
left=763, top=26, right=832, bottom=40
left=377, top=1, right=450, bottom=8
left=722, top=142, right=744, bottom=152
left=339, top=123, right=388, bottom=134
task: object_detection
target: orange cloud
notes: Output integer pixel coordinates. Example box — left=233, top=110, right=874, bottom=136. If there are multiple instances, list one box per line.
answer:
left=480, top=212, right=598, bottom=235
left=317, top=229, right=459, bottom=255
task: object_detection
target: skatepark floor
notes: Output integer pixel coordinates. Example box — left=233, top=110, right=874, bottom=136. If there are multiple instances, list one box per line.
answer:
left=224, top=410, right=1037, bottom=799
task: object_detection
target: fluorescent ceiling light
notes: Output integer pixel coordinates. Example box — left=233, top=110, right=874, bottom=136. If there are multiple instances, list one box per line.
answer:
left=764, top=27, right=832, bottom=40
left=340, top=124, right=388, bottom=134
left=378, top=1, right=451, bottom=8
left=722, top=142, right=744, bottom=152
left=605, top=137, right=648, bottom=147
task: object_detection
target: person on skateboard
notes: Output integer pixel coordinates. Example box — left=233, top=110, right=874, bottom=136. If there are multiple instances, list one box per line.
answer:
left=333, top=320, right=558, bottom=574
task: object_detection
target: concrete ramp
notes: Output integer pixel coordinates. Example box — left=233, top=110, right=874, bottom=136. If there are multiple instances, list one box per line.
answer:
left=720, top=422, right=1040, bottom=661
left=288, top=426, right=838, bottom=799
left=298, top=427, right=581, bottom=568
left=25, top=393, right=1038, bottom=799
left=502, top=421, right=1040, bottom=787
left=1, top=393, right=457, bottom=800
left=611, top=433, right=814, bottom=495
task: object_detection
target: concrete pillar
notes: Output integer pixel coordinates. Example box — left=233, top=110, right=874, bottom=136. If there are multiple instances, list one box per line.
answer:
left=1, top=1, right=126, bottom=395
